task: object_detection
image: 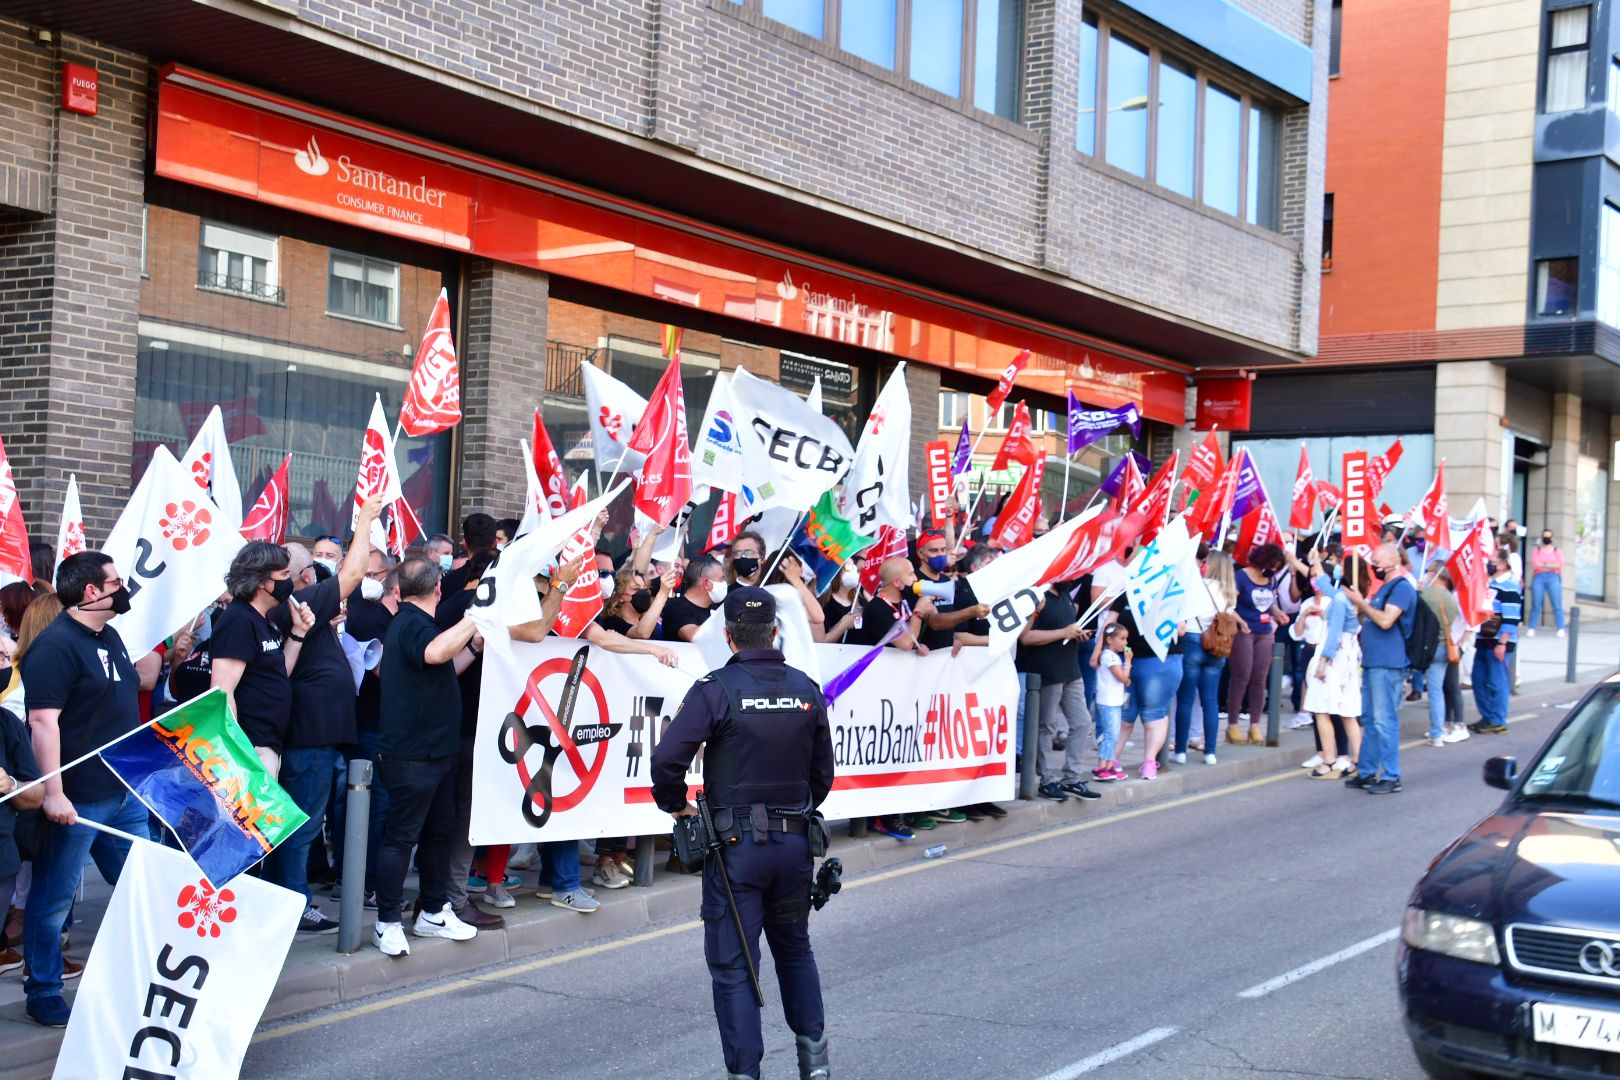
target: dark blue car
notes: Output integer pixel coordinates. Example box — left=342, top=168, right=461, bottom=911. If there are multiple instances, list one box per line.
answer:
left=1400, top=676, right=1620, bottom=1078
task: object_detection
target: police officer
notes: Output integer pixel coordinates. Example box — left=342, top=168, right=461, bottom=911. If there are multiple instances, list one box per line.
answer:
left=652, top=586, right=835, bottom=1080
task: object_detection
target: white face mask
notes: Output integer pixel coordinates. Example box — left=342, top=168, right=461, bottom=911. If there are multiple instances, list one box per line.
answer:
left=314, top=557, right=338, bottom=577
left=840, top=570, right=861, bottom=591
left=360, top=577, right=385, bottom=602
left=599, top=576, right=615, bottom=600
left=706, top=579, right=728, bottom=604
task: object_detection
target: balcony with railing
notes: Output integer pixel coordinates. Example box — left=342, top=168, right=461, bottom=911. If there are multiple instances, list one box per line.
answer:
left=546, top=340, right=597, bottom=398
left=196, top=269, right=286, bottom=303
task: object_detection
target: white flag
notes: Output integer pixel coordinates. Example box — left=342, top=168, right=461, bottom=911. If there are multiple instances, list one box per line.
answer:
left=692, top=582, right=821, bottom=683
left=53, top=839, right=302, bottom=1080
left=966, top=506, right=1104, bottom=655
left=1124, top=518, right=1208, bottom=660
left=105, top=447, right=246, bottom=661
left=806, top=375, right=823, bottom=413
left=729, top=367, right=854, bottom=516
left=351, top=394, right=402, bottom=550
left=517, top=437, right=549, bottom=539
left=54, top=473, right=85, bottom=575
left=178, top=404, right=244, bottom=523
left=691, top=372, right=746, bottom=494
left=581, top=362, right=648, bottom=478
left=470, top=479, right=630, bottom=634
left=840, top=363, right=911, bottom=533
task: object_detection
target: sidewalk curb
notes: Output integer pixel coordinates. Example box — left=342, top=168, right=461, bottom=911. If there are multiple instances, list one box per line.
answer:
left=0, top=683, right=1583, bottom=1076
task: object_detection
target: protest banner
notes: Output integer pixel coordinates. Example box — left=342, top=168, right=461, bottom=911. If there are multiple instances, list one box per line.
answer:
left=52, top=839, right=301, bottom=1080
left=924, top=440, right=952, bottom=528
left=1342, top=450, right=1370, bottom=553
left=469, top=639, right=1017, bottom=844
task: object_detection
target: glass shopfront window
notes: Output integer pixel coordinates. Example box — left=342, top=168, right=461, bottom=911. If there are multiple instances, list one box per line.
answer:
left=1576, top=455, right=1608, bottom=598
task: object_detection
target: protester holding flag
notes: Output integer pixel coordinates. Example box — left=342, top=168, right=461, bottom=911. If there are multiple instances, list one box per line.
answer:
left=19, top=552, right=150, bottom=1027
left=1226, top=544, right=1292, bottom=746
left=1301, top=555, right=1366, bottom=780
left=813, top=559, right=866, bottom=644
left=211, top=541, right=318, bottom=777
left=662, top=555, right=728, bottom=643
left=913, top=531, right=986, bottom=649
left=1344, top=544, right=1418, bottom=793
left=1421, top=563, right=1468, bottom=744
left=1468, top=547, right=1521, bottom=737
left=0, top=690, right=41, bottom=976
left=602, top=563, right=679, bottom=640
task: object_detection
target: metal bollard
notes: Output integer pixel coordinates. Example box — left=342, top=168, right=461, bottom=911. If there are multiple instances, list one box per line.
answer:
left=633, top=836, right=656, bottom=887
left=1565, top=606, right=1581, bottom=684
left=1020, top=674, right=1041, bottom=799
left=337, top=758, right=372, bottom=954
left=849, top=817, right=868, bottom=839
left=1265, top=641, right=1284, bottom=747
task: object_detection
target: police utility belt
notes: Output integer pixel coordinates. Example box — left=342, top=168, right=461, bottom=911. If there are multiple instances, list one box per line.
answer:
left=673, top=804, right=828, bottom=873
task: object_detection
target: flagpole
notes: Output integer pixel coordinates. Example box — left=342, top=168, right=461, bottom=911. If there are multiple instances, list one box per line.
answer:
left=761, top=509, right=809, bottom=584
left=953, top=470, right=993, bottom=555
left=0, top=721, right=154, bottom=807
left=76, top=817, right=148, bottom=846
left=1312, top=502, right=1341, bottom=554
left=1061, top=451, right=1073, bottom=518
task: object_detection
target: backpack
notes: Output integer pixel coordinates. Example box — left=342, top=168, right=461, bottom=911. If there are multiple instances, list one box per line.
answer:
left=1405, top=593, right=1442, bottom=670
left=1202, top=611, right=1242, bottom=659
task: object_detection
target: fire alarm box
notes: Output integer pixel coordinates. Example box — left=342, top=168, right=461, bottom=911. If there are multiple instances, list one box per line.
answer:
left=61, top=63, right=98, bottom=116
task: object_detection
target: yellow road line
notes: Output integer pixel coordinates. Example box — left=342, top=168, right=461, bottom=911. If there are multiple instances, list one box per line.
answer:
left=248, top=730, right=1470, bottom=1042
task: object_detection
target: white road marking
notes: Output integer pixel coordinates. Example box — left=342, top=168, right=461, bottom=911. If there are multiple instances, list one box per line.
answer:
left=1236, top=928, right=1399, bottom=999
left=1509, top=713, right=1537, bottom=721
left=1033, top=1027, right=1179, bottom=1079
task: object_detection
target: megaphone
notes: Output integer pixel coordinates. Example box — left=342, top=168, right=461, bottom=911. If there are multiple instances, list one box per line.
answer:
left=341, top=634, right=385, bottom=693
left=909, top=579, right=956, bottom=604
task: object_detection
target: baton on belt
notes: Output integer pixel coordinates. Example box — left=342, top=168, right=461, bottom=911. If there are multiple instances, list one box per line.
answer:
left=698, top=791, right=765, bottom=1009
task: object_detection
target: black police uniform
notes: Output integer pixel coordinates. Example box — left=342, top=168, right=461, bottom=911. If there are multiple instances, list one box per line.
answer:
left=651, top=588, right=836, bottom=1080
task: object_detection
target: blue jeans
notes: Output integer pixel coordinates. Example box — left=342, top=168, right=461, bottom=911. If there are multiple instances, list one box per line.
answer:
left=1094, top=704, right=1122, bottom=763
left=1424, top=652, right=1450, bottom=739
left=1357, top=666, right=1406, bottom=781
left=267, top=745, right=340, bottom=904
left=1528, top=572, right=1565, bottom=631
left=1015, top=672, right=1037, bottom=756
left=1175, top=636, right=1224, bottom=753
left=1078, top=659, right=1098, bottom=718
left=1123, top=653, right=1183, bottom=725
left=541, top=840, right=582, bottom=892
left=1472, top=648, right=1510, bottom=726
left=24, top=792, right=149, bottom=1001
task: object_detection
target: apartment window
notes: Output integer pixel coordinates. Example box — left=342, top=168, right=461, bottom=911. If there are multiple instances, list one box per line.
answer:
left=1322, top=193, right=1335, bottom=267
left=328, top=252, right=401, bottom=325
left=1608, top=56, right=1620, bottom=113
left=739, top=0, right=1021, bottom=119
left=939, top=392, right=968, bottom=427
left=1600, top=204, right=1620, bottom=327
left=1077, top=15, right=1099, bottom=154
left=1544, top=6, right=1589, bottom=114
left=991, top=401, right=1014, bottom=430
left=1077, top=16, right=1284, bottom=229
left=1329, top=0, right=1342, bottom=77
left=1536, top=258, right=1578, bottom=316
left=198, top=221, right=280, bottom=301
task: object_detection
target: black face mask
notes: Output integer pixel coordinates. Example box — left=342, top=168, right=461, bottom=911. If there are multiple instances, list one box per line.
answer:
left=630, top=589, right=653, bottom=615
left=269, top=578, right=295, bottom=604
left=1370, top=566, right=1388, bottom=583
left=1542, top=535, right=1554, bottom=545
left=84, top=586, right=133, bottom=616
left=732, top=555, right=761, bottom=579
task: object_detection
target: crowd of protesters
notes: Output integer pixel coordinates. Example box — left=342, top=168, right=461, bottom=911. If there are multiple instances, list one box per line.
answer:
left=0, top=474, right=1557, bottom=1014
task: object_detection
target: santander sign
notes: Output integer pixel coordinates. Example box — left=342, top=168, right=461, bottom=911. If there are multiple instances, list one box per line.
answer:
left=292, top=132, right=449, bottom=224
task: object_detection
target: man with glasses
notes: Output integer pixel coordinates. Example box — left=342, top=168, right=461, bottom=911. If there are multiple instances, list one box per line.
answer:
left=20, top=553, right=148, bottom=1027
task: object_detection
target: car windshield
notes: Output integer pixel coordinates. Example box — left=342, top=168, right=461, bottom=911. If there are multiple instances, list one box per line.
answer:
left=1518, top=683, right=1620, bottom=808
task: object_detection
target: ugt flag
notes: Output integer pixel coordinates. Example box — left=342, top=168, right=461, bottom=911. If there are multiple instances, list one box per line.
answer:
left=240, top=454, right=290, bottom=543
left=102, top=689, right=309, bottom=887
left=789, top=489, right=877, bottom=594
left=398, top=287, right=462, bottom=436
left=52, top=839, right=302, bottom=1080
left=0, top=431, right=33, bottom=584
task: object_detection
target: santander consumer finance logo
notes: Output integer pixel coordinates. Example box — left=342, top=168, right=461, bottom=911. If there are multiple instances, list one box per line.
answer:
left=288, top=128, right=451, bottom=227
left=293, top=134, right=329, bottom=176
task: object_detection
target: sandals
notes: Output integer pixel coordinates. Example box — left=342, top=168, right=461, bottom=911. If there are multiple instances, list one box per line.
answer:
left=1309, top=765, right=1337, bottom=779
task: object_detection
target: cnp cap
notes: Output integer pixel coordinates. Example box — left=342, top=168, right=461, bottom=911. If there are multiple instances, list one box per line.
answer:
left=723, top=586, right=777, bottom=625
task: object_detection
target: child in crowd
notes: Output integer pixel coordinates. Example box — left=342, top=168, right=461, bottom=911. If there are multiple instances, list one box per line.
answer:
left=1092, top=624, right=1131, bottom=782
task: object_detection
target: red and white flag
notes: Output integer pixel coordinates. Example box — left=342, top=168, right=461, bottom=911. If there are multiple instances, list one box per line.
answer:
left=1289, top=445, right=1316, bottom=529
left=706, top=489, right=743, bottom=552
left=240, top=455, right=290, bottom=543
left=1367, top=439, right=1404, bottom=499
left=992, top=455, right=1046, bottom=550
left=627, top=356, right=692, bottom=527
left=1128, top=450, right=1178, bottom=548
left=54, top=473, right=85, bottom=576
left=986, top=349, right=1032, bottom=412
left=991, top=401, right=1037, bottom=471
left=388, top=492, right=424, bottom=559
left=1108, top=454, right=1147, bottom=513
left=1186, top=452, right=1240, bottom=540
left=1447, top=518, right=1495, bottom=627
left=1413, top=461, right=1448, bottom=546
left=398, top=288, right=461, bottom=437
left=1180, top=430, right=1225, bottom=497
left=178, top=404, right=244, bottom=523
left=531, top=411, right=571, bottom=520
left=1314, top=480, right=1343, bottom=512
left=860, top=525, right=908, bottom=595
left=1234, top=498, right=1283, bottom=564
left=550, top=524, right=605, bottom=639
left=0, top=433, right=31, bottom=584
left=353, top=395, right=404, bottom=550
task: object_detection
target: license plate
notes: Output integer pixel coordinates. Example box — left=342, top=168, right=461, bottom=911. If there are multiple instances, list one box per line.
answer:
left=1533, top=1002, right=1620, bottom=1053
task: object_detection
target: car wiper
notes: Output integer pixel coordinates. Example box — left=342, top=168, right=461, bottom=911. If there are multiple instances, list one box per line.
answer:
left=1516, top=791, right=1620, bottom=810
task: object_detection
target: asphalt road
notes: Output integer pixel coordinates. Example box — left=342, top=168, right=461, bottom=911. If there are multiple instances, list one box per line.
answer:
left=243, top=687, right=1582, bottom=1080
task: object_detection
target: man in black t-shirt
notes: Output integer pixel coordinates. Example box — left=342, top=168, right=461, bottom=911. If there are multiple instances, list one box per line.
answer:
left=848, top=558, right=933, bottom=651
left=1017, top=584, right=1098, bottom=802
left=265, top=496, right=381, bottom=934
left=912, top=531, right=989, bottom=650
left=20, top=552, right=148, bottom=1027
left=660, top=554, right=725, bottom=642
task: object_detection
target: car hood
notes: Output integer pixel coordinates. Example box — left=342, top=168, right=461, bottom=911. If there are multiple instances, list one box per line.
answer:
left=1417, top=805, right=1620, bottom=931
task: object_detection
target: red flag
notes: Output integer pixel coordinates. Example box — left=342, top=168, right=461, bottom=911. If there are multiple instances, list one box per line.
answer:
left=1108, top=455, right=1146, bottom=513
left=398, top=288, right=462, bottom=437
left=1128, top=450, right=1178, bottom=547
left=860, top=525, right=907, bottom=594
left=550, top=523, right=604, bottom=638
left=1180, top=431, right=1224, bottom=495
left=992, top=456, right=1046, bottom=550
left=1289, top=445, right=1316, bottom=529
left=1314, top=481, right=1343, bottom=512
left=991, top=401, right=1036, bottom=471
left=531, top=410, right=571, bottom=520
left=1447, top=518, right=1494, bottom=626
left=1233, top=499, right=1283, bottom=564
left=627, top=357, right=692, bottom=527
left=1186, top=453, right=1240, bottom=540
left=240, top=454, right=291, bottom=543
left=986, top=350, right=1032, bottom=412
left=388, top=492, right=424, bottom=557
left=706, top=490, right=743, bottom=552
left=0, top=434, right=32, bottom=583
left=1367, top=439, right=1403, bottom=498
left=1341, top=450, right=1373, bottom=555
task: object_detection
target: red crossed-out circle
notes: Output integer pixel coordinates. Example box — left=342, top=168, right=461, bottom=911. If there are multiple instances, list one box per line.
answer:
left=509, top=657, right=612, bottom=816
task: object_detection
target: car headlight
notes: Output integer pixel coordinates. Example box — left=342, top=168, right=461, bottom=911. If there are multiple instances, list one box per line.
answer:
left=1402, top=907, right=1501, bottom=966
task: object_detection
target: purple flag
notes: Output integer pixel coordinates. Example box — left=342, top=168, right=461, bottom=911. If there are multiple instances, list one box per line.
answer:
left=1067, top=395, right=1143, bottom=455
left=951, top=418, right=971, bottom=476
left=1230, top=449, right=1267, bottom=520
left=822, top=619, right=908, bottom=707
left=1099, top=450, right=1153, bottom=497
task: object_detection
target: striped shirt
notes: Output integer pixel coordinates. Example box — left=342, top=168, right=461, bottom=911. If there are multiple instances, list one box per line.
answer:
left=1478, top=573, right=1522, bottom=651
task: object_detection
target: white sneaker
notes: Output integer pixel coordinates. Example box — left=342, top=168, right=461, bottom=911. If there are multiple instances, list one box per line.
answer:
left=1525, top=628, right=1536, bottom=638
left=1557, top=629, right=1566, bottom=639
left=1239, top=712, right=1250, bottom=723
left=484, top=883, right=516, bottom=909
left=550, top=888, right=601, bottom=914
left=1428, top=737, right=1445, bottom=748
left=1300, top=754, right=1325, bottom=769
left=1443, top=726, right=1471, bottom=743
left=373, top=921, right=410, bottom=957
left=1287, top=712, right=1314, bottom=730
left=413, top=902, right=477, bottom=941
left=1171, top=752, right=1187, bottom=764
left=592, top=859, right=630, bottom=890
left=1203, top=753, right=1218, bottom=766
left=507, top=843, right=539, bottom=870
